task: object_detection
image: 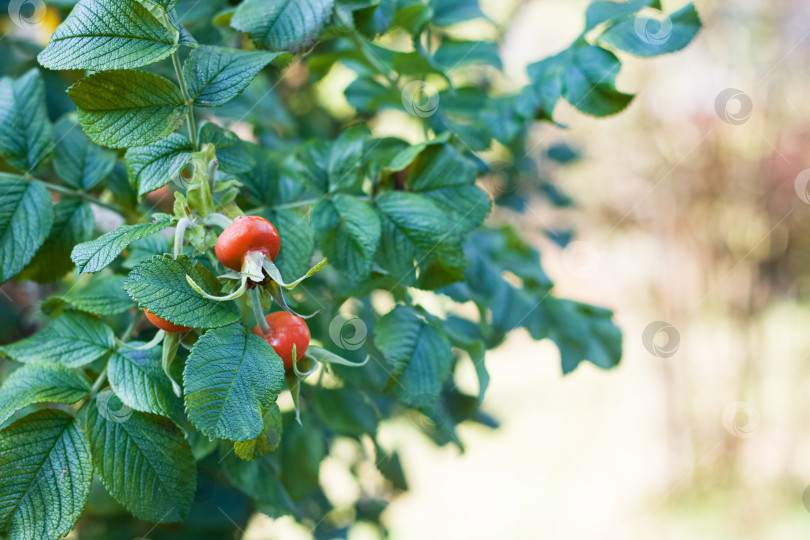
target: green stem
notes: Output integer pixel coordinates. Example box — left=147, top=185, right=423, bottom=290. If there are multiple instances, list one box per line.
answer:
left=203, top=212, right=233, bottom=230
left=249, top=286, right=270, bottom=333
left=163, top=10, right=198, bottom=150
left=336, top=10, right=397, bottom=86
left=42, top=181, right=121, bottom=213
left=173, top=217, right=193, bottom=258
left=89, top=365, right=108, bottom=396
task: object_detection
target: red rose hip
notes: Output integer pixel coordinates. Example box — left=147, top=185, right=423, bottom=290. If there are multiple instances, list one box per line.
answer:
left=253, top=311, right=310, bottom=370
left=215, top=216, right=281, bottom=271
left=144, top=309, right=192, bottom=333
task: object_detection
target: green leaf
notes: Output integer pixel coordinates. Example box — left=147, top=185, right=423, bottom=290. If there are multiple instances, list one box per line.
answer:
left=67, top=70, right=187, bottom=149
left=433, top=40, right=502, bottom=70
left=125, top=133, right=192, bottom=196
left=0, top=363, right=90, bottom=426
left=107, top=346, right=184, bottom=423
left=222, top=451, right=293, bottom=513
left=0, top=176, right=54, bottom=282
left=546, top=299, right=623, bottom=374
left=315, top=388, right=377, bottom=436
left=231, top=0, right=336, bottom=52
left=71, top=215, right=172, bottom=273
left=0, top=312, right=114, bottom=367
left=562, top=44, right=634, bottom=117
left=597, top=4, right=701, bottom=57
left=396, top=143, right=490, bottom=234
left=85, top=392, right=196, bottom=523
left=279, top=414, right=325, bottom=501
left=585, top=0, right=658, bottom=31
left=198, top=122, right=255, bottom=174
left=17, top=200, right=94, bottom=284
left=233, top=403, right=283, bottom=460
left=267, top=208, right=315, bottom=283
left=52, top=116, right=116, bottom=191
left=525, top=51, right=567, bottom=117
left=373, top=306, right=453, bottom=405
left=0, top=69, right=53, bottom=172
left=37, top=0, right=176, bottom=71
left=0, top=410, right=92, bottom=540
left=46, top=275, right=136, bottom=316
left=184, top=45, right=280, bottom=107
left=123, top=254, right=241, bottom=329
left=312, top=194, right=380, bottom=281
left=375, top=191, right=467, bottom=288
left=145, top=0, right=178, bottom=10
left=327, top=125, right=369, bottom=191
left=442, top=316, right=488, bottom=403
left=344, top=76, right=401, bottom=113
left=184, top=324, right=285, bottom=441
left=122, top=233, right=168, bottom=269
left=430, top=0, right=489, bottom=26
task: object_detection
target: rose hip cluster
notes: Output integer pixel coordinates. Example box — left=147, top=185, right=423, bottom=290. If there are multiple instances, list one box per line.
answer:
left=145, top=216, right=309, bottom=369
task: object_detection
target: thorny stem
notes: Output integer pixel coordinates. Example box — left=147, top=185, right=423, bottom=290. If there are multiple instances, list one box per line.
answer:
left=163, top=10, right=198, bottom=150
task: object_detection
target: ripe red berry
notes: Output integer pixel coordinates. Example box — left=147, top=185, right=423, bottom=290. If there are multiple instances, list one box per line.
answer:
left=144, top=309, right=192, bottom=333
left=253, top=311, right=310, bottom=370
left=215, top=216, right=280, bottom=271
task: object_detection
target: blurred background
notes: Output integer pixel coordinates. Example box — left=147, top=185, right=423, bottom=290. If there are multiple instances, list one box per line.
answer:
left=369, top=0, right=810, bottom=538
left=3, top=0, right=810, bottom=538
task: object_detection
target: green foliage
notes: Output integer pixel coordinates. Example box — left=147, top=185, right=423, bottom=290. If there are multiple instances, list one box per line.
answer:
left=0, top=363, right=90, bottom=425
left=84, top=392, right=196, bottom=522
left=0, top=70, right=53, bottom=173
left=37, top=0, right=177, bottom=71
left=67, top=70, right=187, bottom=148
left=124, top=254, right=241, bottom=328
left=0, top=175, right=54, bottom=281
left=0, top=312, right=115, bottom=367
left=183, top=324, right=285, bottom=441
left=71, top=216, right=173, bottom=273
left=0, top=0, right=701, bottom=537
left=0, top=410, right=92, bottom=540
